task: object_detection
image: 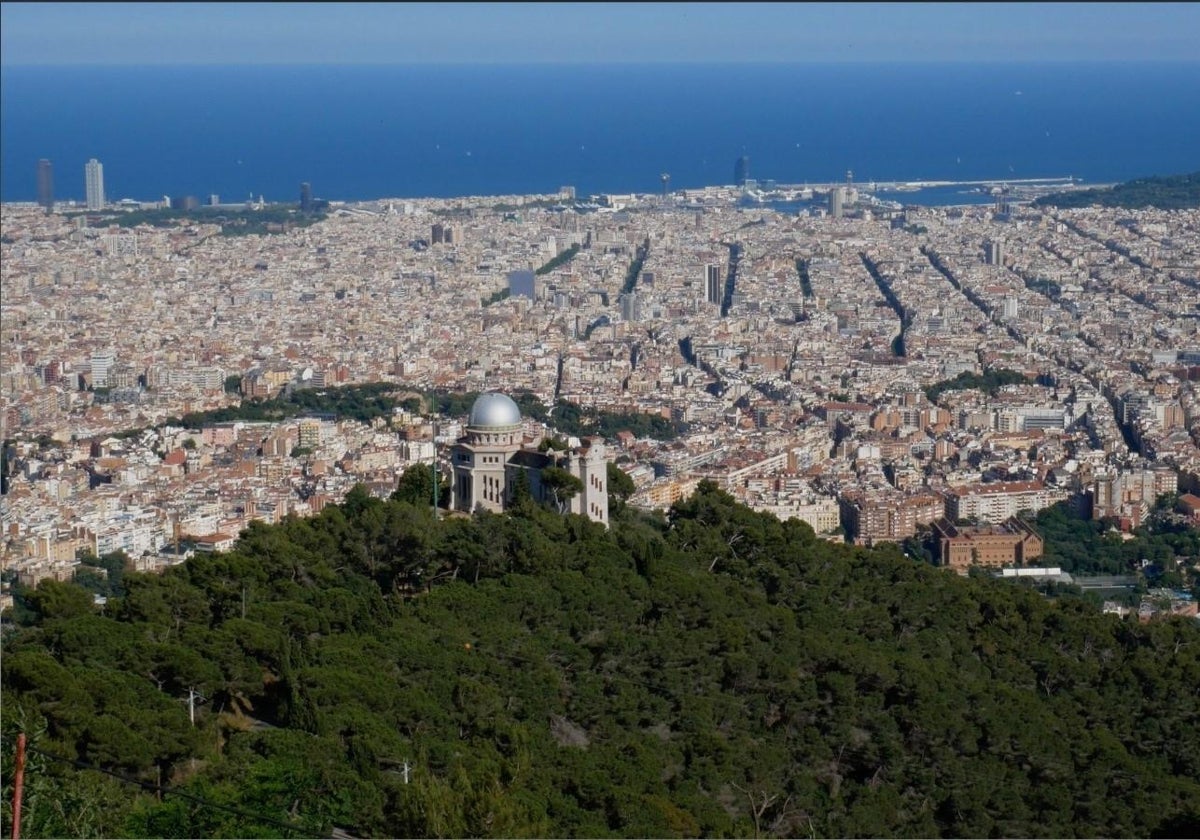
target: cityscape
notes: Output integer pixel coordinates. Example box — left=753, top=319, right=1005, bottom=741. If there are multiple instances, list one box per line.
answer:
left=4, top=3, right=1200, bottom=839
left=3, top=154, right=1198, bottom=613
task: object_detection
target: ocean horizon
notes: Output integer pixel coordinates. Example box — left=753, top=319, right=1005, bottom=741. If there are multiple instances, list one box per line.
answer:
left=2, top=62, right=1198, bottom=204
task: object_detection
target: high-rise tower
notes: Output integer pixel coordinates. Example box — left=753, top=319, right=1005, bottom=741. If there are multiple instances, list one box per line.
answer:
left=85, top=158, right=105, bottom=210
left=705, top=264, right=724, bottom=305
left=300, top=181, right=312, bottom=213
left=37, top=159, right=54, bottom=210
left=828, top=187, right=845, bottom=219
left=734, top=156, right=750, bottom=187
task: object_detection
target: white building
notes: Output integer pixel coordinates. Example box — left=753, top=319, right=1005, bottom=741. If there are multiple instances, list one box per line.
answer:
left=90, top=350, right=116, bottom=388
left=449, top=393, right=609, bottom=526
left=946, top=480, right=1066, bottom=524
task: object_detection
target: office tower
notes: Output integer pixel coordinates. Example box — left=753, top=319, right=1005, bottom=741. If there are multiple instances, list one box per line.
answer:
left=209, top=194, right=220, bottom=206
left=300, top=182, right=313, bottom=212
left=985, top=239, right=1005, bottom=266
left=705, top=264, right=723, bottom=305
left=621, top=291, right=639, bottom=322
left=734, top=156, right=750, bottom=187
left=431, top=223, right=459, bottom=245
left=37, top=159, right=54, bottom=210
left=85, top=158, right=105, bottom=210
left=90, top=350, right=116, bottom=388
left=828, top=187, right=845, bottom=219
left=660, top=173, right=670, bottom=200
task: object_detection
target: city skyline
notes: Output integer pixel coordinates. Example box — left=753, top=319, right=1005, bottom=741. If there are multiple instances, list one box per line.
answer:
left=3, top=2, right=1200, bottom=835
left=2, top=2, right=1198, bottom=66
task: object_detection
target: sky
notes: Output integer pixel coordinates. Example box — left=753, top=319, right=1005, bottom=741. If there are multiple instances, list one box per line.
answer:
left=1, top=2, right=1197, bottom=66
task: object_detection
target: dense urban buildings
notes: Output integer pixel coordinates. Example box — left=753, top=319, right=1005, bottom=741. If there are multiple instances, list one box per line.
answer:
left=3, top=180, right=1199, bottom=594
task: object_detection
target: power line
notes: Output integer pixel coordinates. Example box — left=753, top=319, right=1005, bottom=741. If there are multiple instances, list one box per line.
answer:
left=23, top=744, right=323, bottom=838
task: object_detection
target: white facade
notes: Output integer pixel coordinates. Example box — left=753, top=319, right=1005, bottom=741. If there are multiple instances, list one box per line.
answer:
left=90, top=350, right=116, bottom=388
left=449, top=393, right=609, bottom=526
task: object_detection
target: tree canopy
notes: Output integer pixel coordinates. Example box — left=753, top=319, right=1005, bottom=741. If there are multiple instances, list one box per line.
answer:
left=3, top=483, right=1200, bottom=838
left=1034, top=172, right=1200, bottom=210
left=923, top=368, right=1029, bottom=403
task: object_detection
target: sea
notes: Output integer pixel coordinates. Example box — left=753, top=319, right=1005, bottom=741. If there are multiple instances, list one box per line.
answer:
left=2, top=62, right=1198, bottom=205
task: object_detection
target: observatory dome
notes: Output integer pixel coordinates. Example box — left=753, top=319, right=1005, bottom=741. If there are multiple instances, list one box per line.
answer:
left=468, top=392, right=522, bottom=429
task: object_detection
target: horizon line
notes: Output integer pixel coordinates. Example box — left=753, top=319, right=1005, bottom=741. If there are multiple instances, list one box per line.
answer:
left=0, top=176, right=1118, bottom=206
left=6, top=58, right=1200, bottom=69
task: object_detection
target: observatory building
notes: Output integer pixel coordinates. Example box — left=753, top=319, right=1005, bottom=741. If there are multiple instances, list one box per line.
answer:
left=449, top=393, right=609, bottom=526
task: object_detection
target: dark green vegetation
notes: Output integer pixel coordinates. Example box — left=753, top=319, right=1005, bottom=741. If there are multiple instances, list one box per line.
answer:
left=536, top=244, right=582, bottom=276
left=1034, top=172, right=1200, bottom=210
left=165, top=382, right=403, bottom=428
left=4, top=483, right=1200, bottom=838
left=392, top=464, right=450, bottom=510
left=923, top=368, right=1028, bottom=403
left=127, top=384, right=679, bottom=446
left=78, top=204, right=329, bottom=237
left=1028, top=498, right=1200, bottom=585
left=70, top=551, right=130, bottom=600
left=550, top=399, right=683, bottom=441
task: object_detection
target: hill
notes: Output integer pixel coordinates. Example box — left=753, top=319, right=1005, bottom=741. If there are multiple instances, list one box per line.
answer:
left=3, top=484, right=1200, bottom=838
left=1034, top=171, right=1200, bottom=210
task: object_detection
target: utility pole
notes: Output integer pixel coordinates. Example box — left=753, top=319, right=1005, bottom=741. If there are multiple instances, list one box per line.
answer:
left=182, top=687, right=206, bottom=726
left=11, top=733, right=26, bottom=840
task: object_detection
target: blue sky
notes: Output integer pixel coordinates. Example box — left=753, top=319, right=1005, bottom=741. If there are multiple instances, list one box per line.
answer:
left=2, top=2, right=1197, bottom=65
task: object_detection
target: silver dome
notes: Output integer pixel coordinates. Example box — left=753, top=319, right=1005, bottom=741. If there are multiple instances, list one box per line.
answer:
left=468, top=392, right=522, bottom=428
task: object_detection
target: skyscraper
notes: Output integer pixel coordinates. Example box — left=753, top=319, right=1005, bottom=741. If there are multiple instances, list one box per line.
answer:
left=300, top=182, right=312, bottom=213
left=85, top=158, right=105, bottom=210
left=620, top=291, right=639, bottom=322
left=36, top=159, right=54, bottom=210
left=734, top=156, right=750, bottom=187
left=705, top=264, right=724, bottom=305
left=828, top=187, right=845, bottom=219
